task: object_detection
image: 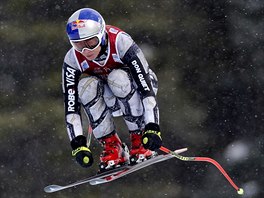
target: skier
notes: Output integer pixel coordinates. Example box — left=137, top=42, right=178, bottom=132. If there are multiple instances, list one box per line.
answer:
left=62, top=8, right=162, bottom=172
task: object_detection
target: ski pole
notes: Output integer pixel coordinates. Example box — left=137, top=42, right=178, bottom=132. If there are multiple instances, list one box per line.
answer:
left=159, top=146, right=244, bottom=195
left=87, top=124, right=93, bottom=147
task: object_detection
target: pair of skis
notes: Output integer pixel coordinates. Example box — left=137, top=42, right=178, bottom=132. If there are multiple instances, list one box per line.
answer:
left=44, top=147, right=187, bottom=193
left=44, top=146, right=244, bottom=195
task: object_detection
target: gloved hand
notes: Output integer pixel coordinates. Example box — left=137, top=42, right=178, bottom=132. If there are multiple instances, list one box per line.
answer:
left=71, top=135, right=93, bottom=168
left=142, top=123, right=162, bottom=150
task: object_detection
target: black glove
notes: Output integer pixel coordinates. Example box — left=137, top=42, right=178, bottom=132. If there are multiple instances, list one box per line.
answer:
left=142, top=123, right=162, bottom=150
left=71, top=135, right=93, bottom=168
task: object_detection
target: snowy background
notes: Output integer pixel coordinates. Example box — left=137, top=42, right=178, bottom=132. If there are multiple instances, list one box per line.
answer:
left=0, top=0, right=263, bottom=198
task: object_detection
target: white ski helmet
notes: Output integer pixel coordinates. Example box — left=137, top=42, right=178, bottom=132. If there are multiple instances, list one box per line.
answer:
left=66, top=8, right=106, bottom=49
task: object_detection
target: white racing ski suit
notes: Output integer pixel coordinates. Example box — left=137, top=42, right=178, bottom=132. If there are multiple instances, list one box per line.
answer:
left=62, top=25, right=159, bottom=141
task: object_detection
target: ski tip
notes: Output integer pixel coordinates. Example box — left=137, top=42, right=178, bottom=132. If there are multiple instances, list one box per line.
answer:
left=44, top=185, right=62, bottom=193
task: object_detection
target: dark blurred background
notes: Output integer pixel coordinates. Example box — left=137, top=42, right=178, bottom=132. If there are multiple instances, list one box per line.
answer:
left=0, top=0, right=263, bottom=198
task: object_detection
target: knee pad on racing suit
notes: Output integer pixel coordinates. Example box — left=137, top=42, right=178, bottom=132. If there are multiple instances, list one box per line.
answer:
left=107, top=69, right=132, bottom=98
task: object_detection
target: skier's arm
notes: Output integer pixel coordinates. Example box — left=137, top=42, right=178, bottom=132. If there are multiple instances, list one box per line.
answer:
left=117, top=33, right=162, bottom=150
left=117, top=33, right=157, bottom=123
left=62, top=61, right=83, bottom=141
left=62, top=51, right=93, bottom=167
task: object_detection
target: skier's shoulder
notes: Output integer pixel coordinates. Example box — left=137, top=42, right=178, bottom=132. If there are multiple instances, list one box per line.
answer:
left=106, top=25, right=134, bottom=58
left=106, top=25, right=133, bottom=43
left=63, top=48, right=80, bottom=70
left=106, top=25, right=124, bottom=34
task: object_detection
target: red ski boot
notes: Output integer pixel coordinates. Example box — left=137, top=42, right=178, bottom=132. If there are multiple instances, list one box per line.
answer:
left=129, top=131, right=156, bottom=164
left=98, top=132, right=129, bottom=172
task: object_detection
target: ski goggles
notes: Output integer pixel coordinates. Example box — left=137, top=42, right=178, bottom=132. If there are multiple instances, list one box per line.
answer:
left=70, top=36, right=101, bottom=53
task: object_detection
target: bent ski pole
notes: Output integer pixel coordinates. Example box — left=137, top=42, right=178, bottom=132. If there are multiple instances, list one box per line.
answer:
left=159, top=146, right=244, bottom=195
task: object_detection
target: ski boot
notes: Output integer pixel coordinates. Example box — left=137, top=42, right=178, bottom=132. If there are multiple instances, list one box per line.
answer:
left=98, top=132, right=129, bottom=172
left=129, top=131, right=157, bottom=165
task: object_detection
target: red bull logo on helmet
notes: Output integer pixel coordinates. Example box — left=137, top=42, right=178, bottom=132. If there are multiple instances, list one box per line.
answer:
left=71, top=20, right=86, bottom=30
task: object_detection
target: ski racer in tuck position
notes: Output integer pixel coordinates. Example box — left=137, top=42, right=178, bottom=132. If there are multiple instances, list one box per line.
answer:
left=62, top=8, right=162, bottom=172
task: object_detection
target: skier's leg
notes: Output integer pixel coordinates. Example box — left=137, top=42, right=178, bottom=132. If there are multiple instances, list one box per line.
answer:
left=78, top=75, right=128, bottom=171
left=78, top=75, right=114, bottom=138
left=103, top=84, right=122, bottom=117
left=107, top=69, right=156, bottom=163
left=107, top=69, right=144, bottom=130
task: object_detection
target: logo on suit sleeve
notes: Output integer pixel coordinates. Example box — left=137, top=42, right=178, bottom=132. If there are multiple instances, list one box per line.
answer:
left=81, top=60, right=89, bottom=71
